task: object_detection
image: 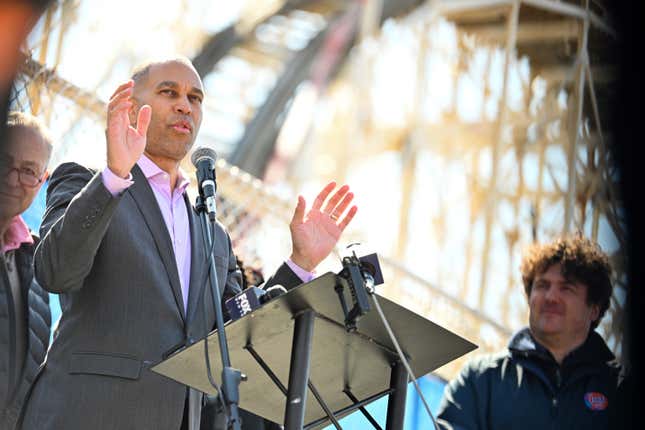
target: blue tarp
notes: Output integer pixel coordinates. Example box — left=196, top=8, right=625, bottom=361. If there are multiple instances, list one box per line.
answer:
left=322, top=374, right=446, bottom=430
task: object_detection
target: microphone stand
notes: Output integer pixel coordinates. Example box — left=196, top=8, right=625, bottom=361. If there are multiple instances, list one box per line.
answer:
left=195, top=195, right=244, bottom=430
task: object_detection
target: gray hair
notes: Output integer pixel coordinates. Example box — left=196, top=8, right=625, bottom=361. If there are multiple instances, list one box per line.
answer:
left=6, top=111, right=54, bottom=163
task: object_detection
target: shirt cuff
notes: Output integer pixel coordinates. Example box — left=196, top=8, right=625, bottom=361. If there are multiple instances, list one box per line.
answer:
left=286, top=258, right=316, bottom=283
left=101, top=167, right=134, bottom=197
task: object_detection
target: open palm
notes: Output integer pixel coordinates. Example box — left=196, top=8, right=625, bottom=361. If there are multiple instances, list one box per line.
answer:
left=106, top=80, right=151, bottom=178
left=289, top=182, right=358, bottom=272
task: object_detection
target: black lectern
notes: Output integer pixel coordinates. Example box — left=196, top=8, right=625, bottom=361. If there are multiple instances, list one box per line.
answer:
left=151, top=272, right=477, bottom=429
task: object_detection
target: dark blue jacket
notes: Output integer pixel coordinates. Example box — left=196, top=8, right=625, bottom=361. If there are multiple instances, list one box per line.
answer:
left=437, top=328, right=619, bottom=430
left=1, top=238, right=51, bottom=430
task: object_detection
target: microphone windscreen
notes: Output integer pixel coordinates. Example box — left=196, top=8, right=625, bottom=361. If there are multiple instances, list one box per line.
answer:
left=264, top=284, right=287, bottom=301
left=191, top=146, right=217, bottom=167
left=359, top=253, right=384, bottom=286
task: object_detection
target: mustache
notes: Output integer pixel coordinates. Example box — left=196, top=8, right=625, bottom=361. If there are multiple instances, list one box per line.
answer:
left=540, top=303, right=564, bottom=314
left=169, top=116, right=194, bottom=127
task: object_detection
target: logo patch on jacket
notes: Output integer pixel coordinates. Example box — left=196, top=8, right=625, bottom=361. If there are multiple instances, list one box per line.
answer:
left=584, top=392, right=608, bottom=411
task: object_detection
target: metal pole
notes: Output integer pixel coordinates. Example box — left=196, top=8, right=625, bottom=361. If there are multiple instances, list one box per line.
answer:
left=198, top=202, right=243, bottom=430
left=285, top=310, right=315, bottom=430
left=305, top=389, right=393, bottom=429
left=563, top=15, right=589, bottom=233
left=307, top=382, right=343, bottom=430
left=385, top=362, right=408, bottom=430
left=344, top=389, right=384, bottom=430
left=478, top=0, right=519, bottom=308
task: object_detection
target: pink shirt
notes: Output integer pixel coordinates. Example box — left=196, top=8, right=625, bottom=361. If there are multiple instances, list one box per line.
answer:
left=1, top=215, right=34, bottom=253
left=101, top=155, right=314, bottom=311
left=102, top=155, right=191, bottom=311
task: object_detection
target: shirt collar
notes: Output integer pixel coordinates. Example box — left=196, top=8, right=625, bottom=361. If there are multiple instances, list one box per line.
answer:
left=2, top=215, right=34, bottom=254
left=137, top=153, right=190, bottom=194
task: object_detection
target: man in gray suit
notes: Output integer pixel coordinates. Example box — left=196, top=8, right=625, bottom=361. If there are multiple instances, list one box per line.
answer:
left=21, top=57, right=357, bottom=430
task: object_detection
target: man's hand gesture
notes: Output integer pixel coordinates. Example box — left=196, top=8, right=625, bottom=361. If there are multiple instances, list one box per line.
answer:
left=289, top=182, right=358, bottom=272
left=106, top=80, right=151, bottom=178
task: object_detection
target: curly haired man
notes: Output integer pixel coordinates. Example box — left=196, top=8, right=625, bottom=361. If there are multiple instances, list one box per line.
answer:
left=437, top=234, right=619, bottom=430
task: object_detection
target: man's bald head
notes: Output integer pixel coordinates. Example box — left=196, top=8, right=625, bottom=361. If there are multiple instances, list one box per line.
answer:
left=130, top=56, right=199, bottom=88
left=126, top=57, right=204, bottom=164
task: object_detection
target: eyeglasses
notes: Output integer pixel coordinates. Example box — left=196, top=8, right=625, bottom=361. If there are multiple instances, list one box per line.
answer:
left=0, top=163, right=46, bottom=188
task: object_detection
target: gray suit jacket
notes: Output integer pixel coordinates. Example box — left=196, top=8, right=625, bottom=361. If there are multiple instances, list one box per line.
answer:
left=21, top=163, right=301, bottom=430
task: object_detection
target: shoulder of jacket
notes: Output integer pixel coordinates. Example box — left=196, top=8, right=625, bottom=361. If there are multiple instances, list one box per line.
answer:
left=50, top=161, right=98, bottom=180
left=212, top=219, right=232, bottom=241
left=462, top=350, right=511, bottom=376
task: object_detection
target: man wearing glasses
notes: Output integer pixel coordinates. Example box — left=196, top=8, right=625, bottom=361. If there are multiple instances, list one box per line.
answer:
left=1, top=111, right=52, bottom=430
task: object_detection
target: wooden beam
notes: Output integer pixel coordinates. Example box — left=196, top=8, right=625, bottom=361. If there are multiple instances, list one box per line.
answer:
left=479, top=0, right=519, bottom=310
left=536, top=64, right=616, bottom=86
left=436, top=0, right=512, bottom=18
left=459, top=19, right=580, bottom=43
left=522, top=0, right=616, bottom=38
left=20, top=55, right=107, bottom=119
left=563, top=14, right=588, bottom=233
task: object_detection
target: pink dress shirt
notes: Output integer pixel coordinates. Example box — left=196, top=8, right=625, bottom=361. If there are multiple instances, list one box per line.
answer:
left=102, top=155, right=191, bottom=311
left=1, top=215, right=34, bottom=253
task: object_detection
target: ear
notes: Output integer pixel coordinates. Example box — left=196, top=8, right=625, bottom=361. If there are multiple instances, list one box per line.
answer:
left=37, top=170, right=49, bottom=190
left=31, top=170, right=48, bottom=195
left=589, top=303, right=600, bottom=324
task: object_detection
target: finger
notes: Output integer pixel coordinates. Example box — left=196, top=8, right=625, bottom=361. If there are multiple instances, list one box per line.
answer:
left=322, top=184, right=349, bottom=214
left=290, top=195, right=306, bottom=226
left=109, top=84, right=133, bottom=102
left=337, top=205, right=358, bottom=231
left=109, top=80, right=134, bottom=100
left=311, top=181, right=336, bottom=211
left=108, top=100, right=133, bottom=115
left=136, top=105, right=152, bottom=136
left=331, top=191, right=354, bottom=218
left=108, top=88, right=132, bottom=106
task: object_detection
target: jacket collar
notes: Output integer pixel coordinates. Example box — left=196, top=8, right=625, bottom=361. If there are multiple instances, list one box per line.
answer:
left=137, top=154, right=190, bottom=194
left=508, top=327, right=615, bottom=367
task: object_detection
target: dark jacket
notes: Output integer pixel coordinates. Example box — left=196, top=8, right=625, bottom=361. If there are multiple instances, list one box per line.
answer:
left=1, top=238, right=51, bottom=430
left=437, top=328, right=620, bottom=430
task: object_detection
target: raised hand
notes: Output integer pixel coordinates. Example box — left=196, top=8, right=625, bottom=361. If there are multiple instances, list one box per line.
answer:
left=106, top=80, right=151, bottom=178
left=289, top=182, right=358, bottom=272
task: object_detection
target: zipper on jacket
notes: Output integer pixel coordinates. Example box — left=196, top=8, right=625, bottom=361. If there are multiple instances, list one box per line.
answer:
left=555, top=368, right=562, bottom=388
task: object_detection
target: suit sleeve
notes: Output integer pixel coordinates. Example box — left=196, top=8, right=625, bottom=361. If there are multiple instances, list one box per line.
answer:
left=222, top=228, right=243, bottom=303
left=34, top=162, right=124, bottom=293
left=436, top=360, right=488, bottom=430
left=263, top=263, right=303, bottom=291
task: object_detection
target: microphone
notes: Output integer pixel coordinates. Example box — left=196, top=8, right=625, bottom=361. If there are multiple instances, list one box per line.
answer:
left=225, top=285, right=287, bottom=322
left=263, top=285, right=287, bottom=302
left=191, top=146, right=217, bottom=221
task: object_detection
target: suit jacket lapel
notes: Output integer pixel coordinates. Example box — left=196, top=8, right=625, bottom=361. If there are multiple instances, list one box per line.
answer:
left=186, top=195, right=208, bottom=326
left=128, top=165, right=186, bottom=322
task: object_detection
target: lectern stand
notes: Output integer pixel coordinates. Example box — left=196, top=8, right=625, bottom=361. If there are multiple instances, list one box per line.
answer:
left=151, top=273, right=477, bottom=429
